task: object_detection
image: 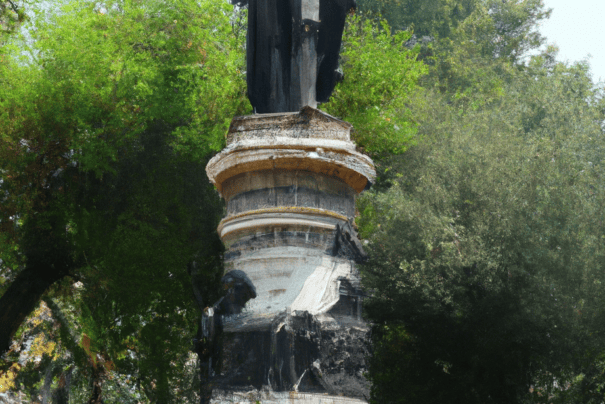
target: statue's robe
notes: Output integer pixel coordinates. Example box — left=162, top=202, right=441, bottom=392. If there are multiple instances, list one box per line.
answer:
left=240, top=0, right=356, bottom=113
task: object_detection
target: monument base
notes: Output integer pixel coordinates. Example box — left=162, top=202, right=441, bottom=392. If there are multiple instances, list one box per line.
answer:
left=211, top=390, right=368, bottom=403
left=209, top=312, right=370, bottom=401
left=204, top=108, right=375, bottom=404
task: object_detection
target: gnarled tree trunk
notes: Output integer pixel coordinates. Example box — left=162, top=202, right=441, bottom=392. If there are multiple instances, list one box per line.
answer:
left=0, top=264, right=68, bottom=355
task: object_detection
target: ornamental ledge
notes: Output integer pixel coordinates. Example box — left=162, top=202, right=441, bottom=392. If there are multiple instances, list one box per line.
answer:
left=206, top=147, right=375, bottom=195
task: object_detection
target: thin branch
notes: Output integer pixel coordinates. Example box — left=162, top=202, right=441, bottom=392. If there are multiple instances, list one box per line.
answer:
left=6, top=0, right=19, bottom=14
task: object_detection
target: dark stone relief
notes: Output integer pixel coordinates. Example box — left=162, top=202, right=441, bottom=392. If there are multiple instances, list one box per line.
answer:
left=218, top=270, right=258, bottom=315
left=194, top=271, right=260, bottom=403
left=212, top=311, right=370, bottom=400
left=327, top=279, right=363, bottom=319
left=331, top=222, right=367, bottom=263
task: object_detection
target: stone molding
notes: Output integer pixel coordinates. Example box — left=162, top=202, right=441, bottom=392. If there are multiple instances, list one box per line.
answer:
left=211, top=390, right=368, bottom=403
left=206, top=108, right=375, bottom=195
left=218, top=207, right=348, bottom=241
left=207, top=147, right=374, bottom=194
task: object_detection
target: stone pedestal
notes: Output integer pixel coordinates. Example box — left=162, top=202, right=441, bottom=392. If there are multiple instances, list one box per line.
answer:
left=205, top=107, right=375, bottom=403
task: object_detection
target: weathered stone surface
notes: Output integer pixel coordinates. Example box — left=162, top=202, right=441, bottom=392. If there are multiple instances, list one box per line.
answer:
left=207, top=148, right=373, bottom=194
left=211, top=312, right=370, bottom=402
left=227, top=108, right=352, bottom=144
left=223, top=224, right=337, bottom=260
left=207, top=223, right=371, bottom=401
left=220, top=248, right=355, bottom=330
left=204, top=108, right=373, bottom=403
left=207, top=108, right=375, bottom=195
left=219, top=209, right=346, bottom=243
left=211, top=391, right=367, bottom=404
left=224, top=170, right=356, bottom=218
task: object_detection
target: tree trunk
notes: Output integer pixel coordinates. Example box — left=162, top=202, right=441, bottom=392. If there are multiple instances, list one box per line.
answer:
left=41, top=363, right=54, bottom=404
left=52, top=368, right=72, bottom=404
left=0, top=264, right=67, bottom=355
left=87, top=365, right=105, bottom=404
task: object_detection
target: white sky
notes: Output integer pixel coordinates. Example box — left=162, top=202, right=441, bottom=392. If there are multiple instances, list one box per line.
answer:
left=538, top=0, right=605, bottom=84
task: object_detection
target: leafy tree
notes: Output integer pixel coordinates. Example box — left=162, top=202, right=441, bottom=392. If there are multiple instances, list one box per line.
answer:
left=359, top=54, right=605, bottom=403
left=356, top=0, right=479, bottom=38
left=1, top=0, right=247, bottom=401
left=1, top=0, right=26, bottom=38
left=352, top=2, right=605, bottom=402
left=352, top=0, right=551, bottom=111
left=321, top=15, right=427, bottom=158
left=420, top=0, right=550, bottom=108
left=4, top=0, right=582, bottom=403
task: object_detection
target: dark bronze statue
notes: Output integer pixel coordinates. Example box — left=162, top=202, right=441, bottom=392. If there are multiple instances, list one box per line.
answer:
left=235, top=0, right=356, bottom=113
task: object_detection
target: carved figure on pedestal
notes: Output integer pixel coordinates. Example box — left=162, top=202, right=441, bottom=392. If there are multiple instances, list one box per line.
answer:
left=195, top=270, right=257, bottom=403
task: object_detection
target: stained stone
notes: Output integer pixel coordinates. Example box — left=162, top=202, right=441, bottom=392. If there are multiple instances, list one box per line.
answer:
left=202, top=106, right=374, bottom=404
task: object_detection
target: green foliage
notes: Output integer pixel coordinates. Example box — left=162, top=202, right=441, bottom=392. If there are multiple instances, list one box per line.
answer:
left=321, top=16, right=427, bottom=158
left=360, top=56, right=605, bottom=403
left=1, top=0, right=247, bottom=401
left=420, top=0, right=550, bottom=109
left=0, top=0, right=27, bottom=40
left=3, top=0, right=602, bottom=402
left=27, top=0, right=248, bottom=165
left=356, top=3, right=605, bottom=403
left=356, top=0, right=479, bottom=38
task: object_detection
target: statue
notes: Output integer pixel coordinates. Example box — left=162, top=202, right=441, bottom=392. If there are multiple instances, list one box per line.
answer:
left=194, top=270, right=257, bottom=403
left=235, top=0, right=356, bottom=113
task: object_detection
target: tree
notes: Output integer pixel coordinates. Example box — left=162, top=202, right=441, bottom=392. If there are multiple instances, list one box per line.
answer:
left=320, top=15, right=427, bottom=158
left=356, top=0, right=479, bottom=38
left=1, top=0, right=26, bottom=38
left=1, top=0, right=248, bottom=401
left=420, top=0, right=550, bottom=108
left=359, top=53, right=605, bottom=403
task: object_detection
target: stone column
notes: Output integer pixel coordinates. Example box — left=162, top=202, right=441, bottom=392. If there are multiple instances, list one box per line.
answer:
left=205, top=106, right=375, bottom=403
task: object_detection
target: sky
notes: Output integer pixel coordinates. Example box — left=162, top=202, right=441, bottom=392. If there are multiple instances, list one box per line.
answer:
left=538, top=0, right=605, bottom=83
